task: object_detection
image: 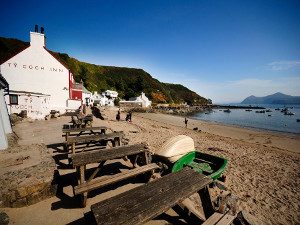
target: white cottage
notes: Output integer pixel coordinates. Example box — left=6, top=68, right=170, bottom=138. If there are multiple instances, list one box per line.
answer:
left=0, top=26, right=82, bottom=119
left=120, top=92, right=152, bottom=108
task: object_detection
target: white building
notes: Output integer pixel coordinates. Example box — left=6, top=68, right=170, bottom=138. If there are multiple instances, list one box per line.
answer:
left=90, top=90, right=118, bottom=107
left=0, top=26, right=82, bottom=119
left=120, top=92, right=152, bottom=108
left=0, top=74, right=12, bottom=150
left=102, top=90, right=118, bottom=98
left=82, top=86, right=92, bottom=106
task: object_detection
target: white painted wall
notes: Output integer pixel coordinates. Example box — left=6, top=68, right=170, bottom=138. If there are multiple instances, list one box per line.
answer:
left=5, top=92, right=51, bottom=119
left=0, top=32, right=70, bottom=115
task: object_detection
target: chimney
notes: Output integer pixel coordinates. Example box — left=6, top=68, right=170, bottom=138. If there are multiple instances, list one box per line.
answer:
left=30, top=25, right=45, bottom=47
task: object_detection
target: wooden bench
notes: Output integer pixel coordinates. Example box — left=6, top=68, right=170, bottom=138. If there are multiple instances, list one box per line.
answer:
left=91, top=167, right=214, bottom=225
left=72, top=143, right=157, bottom=207
left=62, top=126, right=108, bottom=142
left=66, top=132, right=123, bottom=154
left=202, top=212, right=236, bottom=225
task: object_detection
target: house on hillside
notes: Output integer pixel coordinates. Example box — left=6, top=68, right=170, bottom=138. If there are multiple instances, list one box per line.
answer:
left=0, top=25, right=82, bottom=119
left=90, top=90, right=118, bottom=106
left=119, top=92, right=152, bottom=108
left=82, top=86, right=92, bottom=106
left=0, top=74, right=12, bottom=150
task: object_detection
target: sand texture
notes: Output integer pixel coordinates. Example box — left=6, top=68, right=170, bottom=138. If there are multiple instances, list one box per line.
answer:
left=1, top=107, right=299, bottom=225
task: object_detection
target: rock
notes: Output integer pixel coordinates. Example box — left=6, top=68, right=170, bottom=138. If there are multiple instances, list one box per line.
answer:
left=235, top=210, right=267, bottom=225
left=0, top=211, right=9, bottom=225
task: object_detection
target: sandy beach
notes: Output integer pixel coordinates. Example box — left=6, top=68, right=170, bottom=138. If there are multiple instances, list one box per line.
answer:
left=1, top=108, right=300, bottom=225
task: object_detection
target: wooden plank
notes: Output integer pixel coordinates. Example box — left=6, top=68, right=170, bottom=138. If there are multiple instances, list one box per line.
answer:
left=202, top=212, right=236, bottom=225
left=72, top=143, right=148, bottom=166
left=91, top=168, right=213, bottom=225
left=66, top=132, right=123, bottom=144
left=199, top=186, right=215, bottom=219
left=74, top=163, right=159, bottom=195
left=62, top=126, right=108, bottom=133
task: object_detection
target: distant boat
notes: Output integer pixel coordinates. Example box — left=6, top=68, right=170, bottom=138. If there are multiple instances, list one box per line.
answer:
left=297, top=119, right=300, bottom=122
left=255, top=110, right=265, bottom=113
left=275, top=108, right=280, bottom=111
left=266, top=109, right=272, bottom=112
left=245, top=109, right=252, bottom=112
left=223, top=109, right=231, bottom=113
left=284, top=112, right=295, bottom=116
left=268, top=115, right=272, bottom=117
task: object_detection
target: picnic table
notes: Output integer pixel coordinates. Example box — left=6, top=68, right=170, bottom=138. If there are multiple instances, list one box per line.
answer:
left=71, top=143, right=157, bottom=207
left=66, top=132, right=124, bottom=154
left=91, top=167, right=214, bottom=225
left=62, top=126, right=108, bottom=142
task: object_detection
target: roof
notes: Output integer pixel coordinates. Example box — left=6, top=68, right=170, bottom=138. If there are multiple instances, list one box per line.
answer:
left=0, top=73, right=9, bottom=89
left=45, top=48, right=70, bottom=70
left=0, top=43, right=30, bottom=65
left=83, top=86, right=91, bottom=94
left=9, top=90, right=50, bottom=96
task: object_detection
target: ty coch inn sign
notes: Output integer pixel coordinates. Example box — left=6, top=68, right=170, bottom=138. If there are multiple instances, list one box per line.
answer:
left=6, top=62, right=64, bottom=72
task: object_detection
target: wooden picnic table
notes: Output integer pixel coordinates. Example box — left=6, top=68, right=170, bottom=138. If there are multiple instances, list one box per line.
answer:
left=71, top=143, right=156, bottom=207
left=62, top=126, right=108, bottom=142
left=66, top=132, right=123, bottom=154
left=91, top=167, right=214, bottom=225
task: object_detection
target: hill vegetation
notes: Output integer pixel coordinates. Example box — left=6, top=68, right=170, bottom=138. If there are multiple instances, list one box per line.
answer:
left=241, top=92, right=300, bottom=104
left=0, top=36, right=208, bottom=105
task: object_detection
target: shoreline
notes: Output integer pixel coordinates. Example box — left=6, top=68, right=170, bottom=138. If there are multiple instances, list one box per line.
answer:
left=189, top=115, right=300, bottom=136
left=137, top=112, right=300, bottom=154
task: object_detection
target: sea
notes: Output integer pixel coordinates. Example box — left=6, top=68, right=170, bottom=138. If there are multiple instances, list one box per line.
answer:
left=190, top=104, right=300, bottom=134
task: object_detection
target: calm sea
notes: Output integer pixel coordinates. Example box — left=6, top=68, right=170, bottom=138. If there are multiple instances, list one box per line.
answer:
left=190, top=104, right=300, bottom=134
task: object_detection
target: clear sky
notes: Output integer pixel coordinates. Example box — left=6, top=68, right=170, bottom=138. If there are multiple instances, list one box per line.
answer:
left=1, top=0, right=300, bottom=103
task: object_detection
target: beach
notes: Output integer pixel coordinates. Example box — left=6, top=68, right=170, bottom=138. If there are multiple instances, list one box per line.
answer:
left=1, top=107, right=300, bottom=225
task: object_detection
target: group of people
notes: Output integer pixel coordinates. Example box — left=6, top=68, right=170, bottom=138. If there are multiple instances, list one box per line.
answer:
left=116, top=109, right=132, bottom=122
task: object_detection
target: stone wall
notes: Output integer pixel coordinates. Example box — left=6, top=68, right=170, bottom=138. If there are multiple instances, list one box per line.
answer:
left=0, top=143, right=57, bottom=208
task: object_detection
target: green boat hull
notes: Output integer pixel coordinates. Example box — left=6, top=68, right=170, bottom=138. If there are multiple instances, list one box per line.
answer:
left=172, top=151, right=228, bottom=180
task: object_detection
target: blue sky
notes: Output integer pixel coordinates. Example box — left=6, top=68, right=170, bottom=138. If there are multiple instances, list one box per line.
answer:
left=1, top=0, right=300, bottom=103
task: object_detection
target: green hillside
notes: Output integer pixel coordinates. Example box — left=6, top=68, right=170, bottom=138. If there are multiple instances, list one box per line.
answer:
left=0, top=37, right=208, bottom=105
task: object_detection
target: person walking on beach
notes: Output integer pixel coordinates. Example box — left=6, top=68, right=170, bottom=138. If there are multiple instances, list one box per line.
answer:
left=184, top=117, right=188, bottom=128
left=116, top=109, right=121, bottom=121
left=129, top=111, right=132, bottom=122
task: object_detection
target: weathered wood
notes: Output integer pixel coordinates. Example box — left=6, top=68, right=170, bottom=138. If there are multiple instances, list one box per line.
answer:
left=74, top=163, right=159, bottom=195
left=199, top=186, right=215, bottom=219
left=62, top=126, right=108, bottom=134
left=80, top=165, right=87, bottom=207
left=87, top=161, right=106, bottom=182
left=72, top=143, right=148, bottom=166
left=91, top=167, right=213, bottom=225
left=202, top=212, right=236, bottom=225
left=66, top=132, right=123, bottom=145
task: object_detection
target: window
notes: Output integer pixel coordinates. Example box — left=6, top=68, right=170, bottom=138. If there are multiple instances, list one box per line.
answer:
left=9, top=94, right=18, bottom=105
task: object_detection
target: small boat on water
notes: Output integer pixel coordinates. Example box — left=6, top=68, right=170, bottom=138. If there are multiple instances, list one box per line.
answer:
left=223, top=109, right=231, bottom=113
left=284, top=112, right=295, bottom=116
left=275, top=108, right=280, bottom=111
left=266, top=109, right=272, bottom=112
left=245, top=109, right=252, bottom=112
left=297, top=119, right=300, bottom=122
left=256, top=110, right=265, bottom=113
